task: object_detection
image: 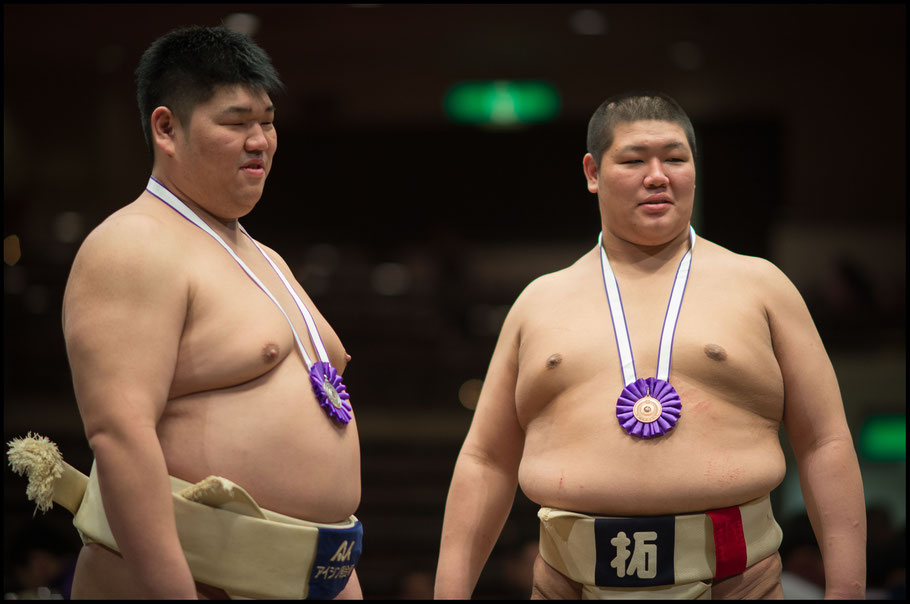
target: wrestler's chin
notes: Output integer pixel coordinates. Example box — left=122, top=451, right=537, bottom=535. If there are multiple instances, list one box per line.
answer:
left=626, top=222, right=685, bottom=247
left=231, top=185, right=268, bottom=216
left=634, top=210, right=690, bottom=243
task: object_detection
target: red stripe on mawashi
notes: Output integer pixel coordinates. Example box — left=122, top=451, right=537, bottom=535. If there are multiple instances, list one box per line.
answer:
left=706, top=506, right=748, bottom=579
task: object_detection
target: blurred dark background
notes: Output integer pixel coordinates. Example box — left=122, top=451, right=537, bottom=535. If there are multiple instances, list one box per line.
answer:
left=4, top=3, right=905, bottom=599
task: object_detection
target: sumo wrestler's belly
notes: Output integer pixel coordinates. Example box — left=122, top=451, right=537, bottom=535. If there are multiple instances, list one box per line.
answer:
left=517, top=394, right=786, bottom=516
left=157, top=358, right=361, bottom=523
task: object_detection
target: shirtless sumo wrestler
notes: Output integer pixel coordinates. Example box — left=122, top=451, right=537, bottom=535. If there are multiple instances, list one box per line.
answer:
left=59, top=27, right=362, bottom=599
left=435, top=92, right=865, bottom=599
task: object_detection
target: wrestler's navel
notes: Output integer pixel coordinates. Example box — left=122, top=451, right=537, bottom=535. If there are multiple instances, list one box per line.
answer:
left=262, top=343, right=280, bottom=363
left=546, top=353, right=563, bottom=369
left=704, top=343, right=727, bottom=361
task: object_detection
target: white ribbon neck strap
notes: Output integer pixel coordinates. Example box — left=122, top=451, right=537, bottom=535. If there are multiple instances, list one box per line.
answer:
left=145, top=177, right=329, bottom=368
left=598, top=226, right=696, bottom=386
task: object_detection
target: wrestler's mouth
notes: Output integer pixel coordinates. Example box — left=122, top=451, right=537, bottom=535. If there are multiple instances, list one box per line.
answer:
left=240, top=160, right=266, bottom=176
left=640, top=193, right=672, bottom=205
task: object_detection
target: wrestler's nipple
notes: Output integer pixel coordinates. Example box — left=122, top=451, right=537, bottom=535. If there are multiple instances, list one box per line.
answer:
left=703, top=343, right=727, bottom=361
left=262, top=342, right=280, bottom=363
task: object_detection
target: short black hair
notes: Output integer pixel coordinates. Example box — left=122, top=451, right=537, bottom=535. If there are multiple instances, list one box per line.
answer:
left=586, top=91, right=696, bottom=167
left=135, top=25, right=284, bottom=152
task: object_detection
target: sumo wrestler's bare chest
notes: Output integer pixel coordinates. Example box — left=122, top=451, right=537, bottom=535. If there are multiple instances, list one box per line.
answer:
left=169, top=267, right=300, bottom=396
left=516, top=276, right=783, bottom=429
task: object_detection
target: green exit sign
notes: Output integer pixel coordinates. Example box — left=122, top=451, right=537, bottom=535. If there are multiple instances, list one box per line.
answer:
left=859, top=415, right=906, bottom=461
left=445, top=80, right=561, bottom=126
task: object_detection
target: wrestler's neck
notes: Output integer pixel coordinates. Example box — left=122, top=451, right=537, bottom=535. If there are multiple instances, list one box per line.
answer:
left=600, top=224, right=692, bottom=275
left=151, top=171, right=243, bottom=241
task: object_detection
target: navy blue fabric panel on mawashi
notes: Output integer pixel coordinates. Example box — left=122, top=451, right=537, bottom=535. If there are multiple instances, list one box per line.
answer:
left=594, top=515, right=675, bottom=587
left=306, top=522, right=363, bottom=600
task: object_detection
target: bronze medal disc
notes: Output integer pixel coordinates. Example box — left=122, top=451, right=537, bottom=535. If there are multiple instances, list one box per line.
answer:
left=632, top=395, right=662, bottom=423
left=324, top=381, right=343, bottom=408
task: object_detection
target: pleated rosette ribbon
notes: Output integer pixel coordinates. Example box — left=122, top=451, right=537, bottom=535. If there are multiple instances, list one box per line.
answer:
left=616, top=377, right=682, bottom=438
left=310, top=361, right=353, bottom=424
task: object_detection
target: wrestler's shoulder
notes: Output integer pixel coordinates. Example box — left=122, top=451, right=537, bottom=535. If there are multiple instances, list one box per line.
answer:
left=695, top=236, right=800, bottom=312
left=509, top=247, right=597, bottom=317
left=696, top=236, right=788, bottom=282
left=85, top=195, right=181, bottom=239
left=247, top=238, right=290, bottom=269
left=71, top=198, right=186, bottom=276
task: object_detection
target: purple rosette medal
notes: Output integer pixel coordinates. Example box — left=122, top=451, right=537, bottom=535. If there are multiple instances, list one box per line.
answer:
left=599, top=227, right=695, bottom=438
left=310, top=361, right=353, bottom=424
left=145, top=177, right=353, bottom=426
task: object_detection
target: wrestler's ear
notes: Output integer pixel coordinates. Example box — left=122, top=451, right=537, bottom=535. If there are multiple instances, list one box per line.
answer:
left=151, top=106, right=179, bottom=158
left=583, top=153, right=600, bottom=193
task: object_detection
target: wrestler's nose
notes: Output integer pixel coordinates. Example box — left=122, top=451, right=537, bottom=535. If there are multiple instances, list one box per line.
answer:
left=643, top=158, right=669, bottom=188
left=245, top=124, right=270, bottom=152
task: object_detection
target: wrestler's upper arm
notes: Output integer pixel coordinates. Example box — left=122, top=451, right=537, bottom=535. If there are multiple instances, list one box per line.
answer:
left=458, top=286, right=528, bottom=473
left=761, top=260, right=851, bottom=454
left=63, top=214, right=188, bottom=439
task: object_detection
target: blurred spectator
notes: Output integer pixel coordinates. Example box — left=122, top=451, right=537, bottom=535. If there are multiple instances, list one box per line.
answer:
left=809, top=255, right=886, bottom=347
left=502, top=539, right=538, bottom=599
left=824, top=256, right=879, bottom=316
left=4, top=521, right=78, bottom=600
left=780, top=506, right=906, bottom=600
left=779, top=512, right=825, bottom=599
left=866, top=505, right=905, bottom=600
left=397, top=569, right=435, bottom=600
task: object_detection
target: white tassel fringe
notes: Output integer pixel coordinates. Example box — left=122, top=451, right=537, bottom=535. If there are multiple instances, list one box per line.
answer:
left=7, top=432, right=65, bottom=514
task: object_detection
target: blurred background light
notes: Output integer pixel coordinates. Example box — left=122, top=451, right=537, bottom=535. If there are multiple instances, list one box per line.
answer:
left=299, top=244, right=341, bottom=295
left=96, top=44, right=125, bottom=75
left=4, top=235, right=22, bottom=265
left=23, top=285, right=49, bottom=315
left=304, top=243, right=341, bottom=278
left=859, top=415, right=906, bottom=461
left=4, top=265, right=27, bottom=295
left=53, top=212, right=85, bottom=244
left=569, top=8, right=607, bottom=35
left=223, top=12, right=261, bottom=36
left=371, top=262, right=412, bottom=296
left=458, top=378, right=483, bottom=410
left=468, top=304, right=510, bottom=337
left=445, top=80, right=561, bottom=126
left=669, top=41, right=704, bottom=71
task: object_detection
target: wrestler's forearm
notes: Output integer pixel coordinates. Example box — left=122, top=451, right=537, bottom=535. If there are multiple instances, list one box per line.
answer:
left=435, top=454, right=519, bottom=598
left=89, top=427, right=197, bottom=598
left=795, top=436, right=866, bottom=599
